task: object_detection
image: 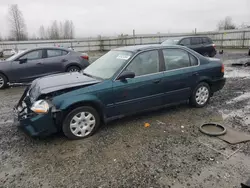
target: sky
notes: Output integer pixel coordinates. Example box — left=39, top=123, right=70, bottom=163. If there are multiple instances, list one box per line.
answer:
left=0, top=0, right=249, bottom=38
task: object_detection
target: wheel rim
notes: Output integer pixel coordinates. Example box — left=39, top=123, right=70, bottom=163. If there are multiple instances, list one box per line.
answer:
left=69, top=68, right=79, bottom=72
left=70, top=111, right=96, bottom=137
left=195, top=86, right=209, bottom=105
left=0, top=76, right=4, bottom=88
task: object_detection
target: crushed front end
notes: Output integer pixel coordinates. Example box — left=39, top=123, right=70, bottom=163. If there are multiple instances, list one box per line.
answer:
left=13, top=87, right=59, bottom=137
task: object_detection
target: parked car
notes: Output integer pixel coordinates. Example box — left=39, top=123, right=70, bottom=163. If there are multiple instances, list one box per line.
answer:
left=14, top=45, right=225, bottom=139
left=162, top=36, right=217, bottom=57
left=0, top=49, right=16, bottom=58
left=0, top=47, right=89, bottom=89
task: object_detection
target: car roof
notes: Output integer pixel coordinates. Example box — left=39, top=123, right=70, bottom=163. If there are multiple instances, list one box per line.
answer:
left=113, top=44, right=188, bottom=53
left=23, top=47, right=71, bottom=52
left=168, top=36, right=211, bottom=40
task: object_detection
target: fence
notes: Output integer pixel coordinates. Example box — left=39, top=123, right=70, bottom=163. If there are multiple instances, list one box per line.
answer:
left=0, top=29, right=250, bottom=52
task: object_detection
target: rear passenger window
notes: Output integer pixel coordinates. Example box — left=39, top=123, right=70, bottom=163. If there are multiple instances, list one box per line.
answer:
left=189, top=54, right=198, bottom=66
left=191, top=37, right=202, bottom=45
left=163, top=49, right=190, bottom=70
left=202, top=37, right=208, bottom=44
left=47, top=50, right=66, bottom=58
left=180, top=38, right=191, bottom=45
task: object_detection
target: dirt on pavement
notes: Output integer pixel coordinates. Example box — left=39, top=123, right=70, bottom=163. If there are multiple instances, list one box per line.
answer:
left=0, top=51, right=250, bottom=188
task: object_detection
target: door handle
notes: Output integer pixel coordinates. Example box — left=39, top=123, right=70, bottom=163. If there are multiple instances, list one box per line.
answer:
left=153, top=79, right=161, bottom=84
left=192, top=72, right=199, bottom=76
left=36, top=62, right=42, bottom=65
left=61, top=59, right=67, bottom=62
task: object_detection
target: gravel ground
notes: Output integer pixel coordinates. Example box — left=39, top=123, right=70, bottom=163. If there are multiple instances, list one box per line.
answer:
left=0, top=51, right=250, bottom=188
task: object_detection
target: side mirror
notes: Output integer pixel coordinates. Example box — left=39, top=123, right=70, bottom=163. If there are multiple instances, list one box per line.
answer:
left=117, top=70, right=135, bottom=81
left=19, top=58, right=27, bottom=64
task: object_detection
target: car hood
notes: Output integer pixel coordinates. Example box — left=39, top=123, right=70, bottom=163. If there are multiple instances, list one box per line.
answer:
left=29, top=72, right=101, bottom=101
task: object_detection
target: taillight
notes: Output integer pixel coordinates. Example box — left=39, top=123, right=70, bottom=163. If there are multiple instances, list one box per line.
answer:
left=212, top=44, right=216, bottom=48
left=221, top=64, right=224, bottom=73
left=81, top=55, right=89, bottom=61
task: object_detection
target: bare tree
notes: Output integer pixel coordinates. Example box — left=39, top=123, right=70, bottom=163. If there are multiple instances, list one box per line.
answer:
left=69, top=20, right=74, bottom=39
left=217, top=16, right=236, bottom=30
left=8, top=4, right=27, bottom=41
left=63, top=20, right=71, bottom=39
left=59, top=22, right=64, bottom=39
left=49, top=21, right=59, bottom=39
left=39, top=25, right=46, bottom=39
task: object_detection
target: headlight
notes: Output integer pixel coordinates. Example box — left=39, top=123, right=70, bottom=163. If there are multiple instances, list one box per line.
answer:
left=31, top=100, right=50, bottom=114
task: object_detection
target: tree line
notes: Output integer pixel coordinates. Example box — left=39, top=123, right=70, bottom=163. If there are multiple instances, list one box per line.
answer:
left=5, top=4, right=75, bottom=41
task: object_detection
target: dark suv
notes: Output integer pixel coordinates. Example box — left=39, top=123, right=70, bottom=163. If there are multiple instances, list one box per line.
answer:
left=162, top=36, right=216, bottom=57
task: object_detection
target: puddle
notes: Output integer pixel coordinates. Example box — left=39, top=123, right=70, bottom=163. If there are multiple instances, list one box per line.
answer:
left=225, top=67, right=250, bottom=78
left=227, top=92, right=250, bottom=104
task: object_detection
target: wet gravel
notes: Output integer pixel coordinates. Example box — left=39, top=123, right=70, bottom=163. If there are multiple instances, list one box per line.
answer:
left=0, top=52, right=250, bottom=188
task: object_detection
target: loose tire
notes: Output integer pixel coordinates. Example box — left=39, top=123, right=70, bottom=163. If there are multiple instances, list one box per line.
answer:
left=62, top=106, right=100, bottom=140
left=66, top=66, right=81, bottom=72
left=190, top=82, right=211, bottom=108
left=0, top=73, right=8, bottom=89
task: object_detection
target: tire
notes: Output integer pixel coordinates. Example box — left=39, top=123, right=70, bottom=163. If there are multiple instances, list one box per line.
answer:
left=248, top=49, right=250, bottom=56
left=190, top=82, right=211, bottom=108
left=66, top=65, right=81, bottom=72
left=62, top=106, right=100, bottom=140
left=0, top=73, right=8, bottom=89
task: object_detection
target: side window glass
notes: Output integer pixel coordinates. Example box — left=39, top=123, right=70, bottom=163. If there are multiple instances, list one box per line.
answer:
left=20, top=50, right=43, bottom=60
left=62, top=50, right=68, bottom=55
left=191, top=37, right=202, bottom=45
left=180, top=38, right=191, bottom=45
left=163, top=49, right=190, bottom=70
left=189, top=54, right=198, bottom=66
left=126, top=50, right=159, bottom=76
left=47, top=50, right=64, bottom=58
left=202, top=37, right=209, bottom=44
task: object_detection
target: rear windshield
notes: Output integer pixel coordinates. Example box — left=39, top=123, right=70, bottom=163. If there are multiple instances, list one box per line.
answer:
left=162, top=38, right=181, bottom=45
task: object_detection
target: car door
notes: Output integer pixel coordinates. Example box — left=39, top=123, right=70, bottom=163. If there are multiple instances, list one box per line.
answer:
left=11, top=49, right=45, bottom=82
left=191, top=37, right=204, bottom=54
left=40, top=49, right=68, bottom=76
left=161, top=48, right=200, bottom=104
left=112, top=50, right=165, bottom=116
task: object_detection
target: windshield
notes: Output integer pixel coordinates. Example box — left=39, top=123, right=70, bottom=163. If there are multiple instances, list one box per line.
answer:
left=6, top=51, right=26, bottom=61
left=83, top=50, right=133, bottom=79
left=162, top=38, right=181, bottom=45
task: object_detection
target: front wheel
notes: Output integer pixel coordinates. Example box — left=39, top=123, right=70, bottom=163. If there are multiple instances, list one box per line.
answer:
left=190, top=82, right=211, bottom=108
left=62, top=106, right=100, bottom=140
left=0, top=73, right=8, bottom=89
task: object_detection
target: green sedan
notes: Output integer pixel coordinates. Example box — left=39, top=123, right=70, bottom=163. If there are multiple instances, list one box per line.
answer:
left=14, top=45, right=226, bottom=139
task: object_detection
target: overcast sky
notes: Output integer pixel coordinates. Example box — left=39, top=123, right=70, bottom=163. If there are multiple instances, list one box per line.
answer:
left=0, top=0, right=249, bottom=38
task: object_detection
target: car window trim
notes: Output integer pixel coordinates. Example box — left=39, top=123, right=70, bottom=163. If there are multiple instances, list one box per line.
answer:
left=161, top=47, right=200, bottom=73
left=114, top=49, right=162, bottom=81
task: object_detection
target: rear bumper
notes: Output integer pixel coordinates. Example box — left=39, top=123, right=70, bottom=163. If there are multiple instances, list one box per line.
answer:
left=211, top=78, right=226, bottom=93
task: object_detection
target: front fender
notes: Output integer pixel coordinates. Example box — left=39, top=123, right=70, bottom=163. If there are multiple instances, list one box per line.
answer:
left=52, top=94, right=106, bottom=118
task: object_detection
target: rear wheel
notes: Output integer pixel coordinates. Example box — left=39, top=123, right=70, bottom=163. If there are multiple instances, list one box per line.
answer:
left=0, top=73, right=8, bottom=89
left=248, top=49, right=250, bottom=56
left=62, top=106, right=100, bottom=140
left=203, top=52, right=209, bottom=57
left=66, top=65, right=81, bottom=72
left=190, top=82, right=211, bottom=108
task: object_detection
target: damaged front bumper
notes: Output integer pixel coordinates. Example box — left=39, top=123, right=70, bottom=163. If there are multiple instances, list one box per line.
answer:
left=13, top=87, right=59, bottom=137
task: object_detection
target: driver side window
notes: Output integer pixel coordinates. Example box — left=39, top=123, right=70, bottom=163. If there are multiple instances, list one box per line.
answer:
left=20, top=50, right=43, bottom=60
left=126, top=50, right=159, bottom=77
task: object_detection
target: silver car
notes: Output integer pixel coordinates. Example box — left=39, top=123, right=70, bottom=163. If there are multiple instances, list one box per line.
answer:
left=0, top=47, right=89, bottom=89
